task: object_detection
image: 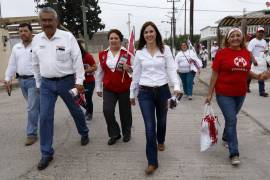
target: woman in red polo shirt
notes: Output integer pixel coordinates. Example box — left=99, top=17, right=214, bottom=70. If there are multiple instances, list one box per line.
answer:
left=205, top=28, right=262, bottom=165
left=95, top=29, right=133, bottom=145
left=77, top=41, right=97, bottom=121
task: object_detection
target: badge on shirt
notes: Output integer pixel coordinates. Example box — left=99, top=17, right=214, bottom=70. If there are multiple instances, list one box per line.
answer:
left=56, top=46, right=66, bottom=51
left=116, top=55, right=128, bottom=72
left=156, top=55, right=165, bottom=58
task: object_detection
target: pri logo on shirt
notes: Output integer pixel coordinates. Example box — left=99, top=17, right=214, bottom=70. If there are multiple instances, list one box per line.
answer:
left=232, top=56, right=248, bottom=72
left=234, top=56, right=247, bottom=67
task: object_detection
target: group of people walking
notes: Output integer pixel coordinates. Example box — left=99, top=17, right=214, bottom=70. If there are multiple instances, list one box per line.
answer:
left=4, top=6, right=270, bottom=176
left=4, top=7, right=183, bottom=174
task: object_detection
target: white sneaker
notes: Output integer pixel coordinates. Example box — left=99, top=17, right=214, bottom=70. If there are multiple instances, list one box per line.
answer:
left=231, top=156, right=240, bottom=165
left=188, top=96, right=192, bottom=100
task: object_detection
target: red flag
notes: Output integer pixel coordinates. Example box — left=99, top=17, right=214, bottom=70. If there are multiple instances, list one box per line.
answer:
left=127, top=28, right=135, bottom=57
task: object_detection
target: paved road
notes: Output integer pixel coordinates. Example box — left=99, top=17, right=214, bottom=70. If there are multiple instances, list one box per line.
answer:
left=1, top=68, right=270, bottom=180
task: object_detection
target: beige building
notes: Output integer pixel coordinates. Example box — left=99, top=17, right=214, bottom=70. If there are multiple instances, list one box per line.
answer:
left=0, top=28, right=11, bottom=80
left=0, top=16, right=40, bottom=80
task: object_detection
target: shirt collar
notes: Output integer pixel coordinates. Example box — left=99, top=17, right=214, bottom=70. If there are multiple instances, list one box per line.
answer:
left=41, top=29, right=61, bottom=40
left=18, top=41, right=32, bottom=48
left=105, top=46, right=127, bottom=52
left=142, top=46, right=163, bottom=56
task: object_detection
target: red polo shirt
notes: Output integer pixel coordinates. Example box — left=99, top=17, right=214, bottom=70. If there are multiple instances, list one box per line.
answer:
left=212, top=48, right=251, bottom=96
left=83, top=52, right=96, bottom=83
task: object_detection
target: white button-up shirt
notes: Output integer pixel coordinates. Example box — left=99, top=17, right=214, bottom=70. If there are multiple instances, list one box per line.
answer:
left=130, top=45, right=181, bottom=98
left=32, top=29, right=85, bottom=88
left=5, top=42, right=33, bottom=81
left=175, top=49, right=202, bottom=73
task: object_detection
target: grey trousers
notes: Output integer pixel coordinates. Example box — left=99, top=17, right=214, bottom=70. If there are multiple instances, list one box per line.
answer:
left=103, top=88, right=132, bottom=138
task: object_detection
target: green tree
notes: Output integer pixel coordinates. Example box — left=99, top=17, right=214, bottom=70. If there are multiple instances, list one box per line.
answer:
left=34, top=0, right=105, bottom=39
left=164, top=34, right=201, bottom=51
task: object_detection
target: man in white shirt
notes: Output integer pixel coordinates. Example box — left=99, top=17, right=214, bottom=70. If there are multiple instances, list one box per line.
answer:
left=248, top=27, right=268, bottom=97
left=32, top=7, right=89, bottom=170
left=199, top=45, right=208, bottom=68
left=210, top=41, right=219, bottom=61
left=4, top=23, right=39, bottom=146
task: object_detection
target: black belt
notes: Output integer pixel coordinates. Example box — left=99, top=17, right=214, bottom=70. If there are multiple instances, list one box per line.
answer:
left=139, top=84, right=168, bottom=91
left=18, top=75, right=34, bottom=79
left=44, top=74, right=74, bottom=81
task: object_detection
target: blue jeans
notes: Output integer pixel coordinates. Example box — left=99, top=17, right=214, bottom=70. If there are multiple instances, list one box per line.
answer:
left=84, top=81, right=95, bottom=115
left=258, top=80, right=265, bottom=94
left=138, top=84, right=171, bottom=166
left=19, top=77, right=39, bottom=137
left=40, top=76, right=89, bottom=157
left=179, top=71, right=196, bottom=96
left=216, top=95, right=245, bottom=158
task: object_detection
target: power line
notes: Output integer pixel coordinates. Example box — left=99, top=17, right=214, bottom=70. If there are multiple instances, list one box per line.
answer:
left=99, top=1, right=251, bottom=13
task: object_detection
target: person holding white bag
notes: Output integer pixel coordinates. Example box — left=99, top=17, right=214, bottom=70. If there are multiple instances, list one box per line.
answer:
left=248, top=27, right=269, bottom=96
left=205, top=28, right=263, bottom=165
left=175, top=42, right=202, bottom=100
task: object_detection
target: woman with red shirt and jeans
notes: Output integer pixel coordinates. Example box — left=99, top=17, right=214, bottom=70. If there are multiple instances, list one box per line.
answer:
left=78, top=41, right=97, bottom=121
left=205, top=28, right=262, bottom=165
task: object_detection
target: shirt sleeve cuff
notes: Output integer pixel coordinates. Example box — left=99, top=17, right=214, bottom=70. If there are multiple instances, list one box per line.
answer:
left=4, top=77, right=11, bottom=82
left=130, top=90, right=135, bottom=99
left=75, top=78, right=84, bottom=85
left=173, top=83, right=181, bottom=92
left=95, top=82, right=102, bottom=92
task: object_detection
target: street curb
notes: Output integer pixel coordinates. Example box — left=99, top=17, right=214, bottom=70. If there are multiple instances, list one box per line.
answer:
left=198, top=76, right=270, bottom=135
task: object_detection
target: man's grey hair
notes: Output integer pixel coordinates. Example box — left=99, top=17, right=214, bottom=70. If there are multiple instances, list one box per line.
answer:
left=38, top=7, right=58, bottom=19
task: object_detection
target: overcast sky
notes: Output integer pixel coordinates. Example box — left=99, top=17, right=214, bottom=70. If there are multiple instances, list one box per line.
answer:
left=0, top=0, right=267, bottom=39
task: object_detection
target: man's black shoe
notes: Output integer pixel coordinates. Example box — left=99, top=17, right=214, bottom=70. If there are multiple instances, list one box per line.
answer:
left=81, top=135, right=89, bottom=146
left=123, top=134, right=131, bottom=142
left=108, top=135, right=121, bottom=145
left=260, top=92, right=269, bottom=97
left=37, top=156, right=53, bottom=170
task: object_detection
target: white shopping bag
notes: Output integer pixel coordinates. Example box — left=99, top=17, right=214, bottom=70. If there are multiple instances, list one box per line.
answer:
left=251, top=54, right=268, bottom=74
left=200, top=104, right=220, bottom=152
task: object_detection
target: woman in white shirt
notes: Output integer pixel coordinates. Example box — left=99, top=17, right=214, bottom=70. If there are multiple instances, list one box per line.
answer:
left=130, top=21, right=181, bottom=175
left=95, top=29, right=133, bottom=146
left=175, top=42, right=202, bottom=100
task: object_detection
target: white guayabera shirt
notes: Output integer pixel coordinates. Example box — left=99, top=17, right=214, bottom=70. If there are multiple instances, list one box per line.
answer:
left=5, top=42, right=34, bottom=81
left=32, top=29, right=85, bottom=88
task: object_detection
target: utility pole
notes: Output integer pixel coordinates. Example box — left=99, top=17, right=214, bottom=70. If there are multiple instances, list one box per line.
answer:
left=167, top=0, right=179, bottom=55
left=190, top=0, right=194, bottom=43
left=184, top=0, right=186, bottom=35
left=127, top=13, right=132, bottom=36
left=161, top=18, right=173, bottom=50
left=241, top=8, right=247, bottom=37
left=0, top=2, right=2, bottom=18
left=165, top=30, right=170, bottom=40
left=81, top=0, right=89, bottom=51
